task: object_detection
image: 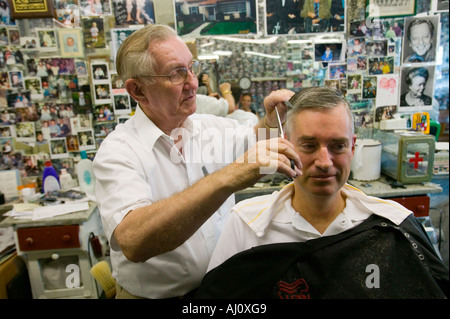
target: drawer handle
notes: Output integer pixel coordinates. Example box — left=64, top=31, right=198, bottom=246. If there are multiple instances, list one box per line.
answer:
left=25, top=237, right=34, bottom=245
left=62, top=235, right=71, bottom=242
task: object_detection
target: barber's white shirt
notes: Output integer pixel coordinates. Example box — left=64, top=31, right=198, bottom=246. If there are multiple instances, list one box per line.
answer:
left=207, top=183, right=412, bottom=272
left=93, top=106, right=256, bottom=298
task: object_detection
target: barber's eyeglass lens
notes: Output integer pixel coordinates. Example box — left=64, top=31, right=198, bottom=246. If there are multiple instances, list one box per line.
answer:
left=170, top=61, right=202, bottom=85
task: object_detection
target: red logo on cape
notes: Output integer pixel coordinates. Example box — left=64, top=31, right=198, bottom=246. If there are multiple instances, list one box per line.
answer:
left=277, top=278, right=310, bottom=299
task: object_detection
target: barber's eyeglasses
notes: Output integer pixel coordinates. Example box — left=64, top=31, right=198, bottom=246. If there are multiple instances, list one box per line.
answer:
left=142, top=60, right=202, bottom=85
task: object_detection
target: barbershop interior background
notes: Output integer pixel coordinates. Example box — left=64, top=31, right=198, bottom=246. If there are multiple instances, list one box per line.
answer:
left=0, top=0, right=448, bottom=299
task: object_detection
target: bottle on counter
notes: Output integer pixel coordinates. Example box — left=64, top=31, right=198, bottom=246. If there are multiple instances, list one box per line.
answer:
left=42, top=160, right=61, bottom=193
left=77, top=151, right=95, bottom=195
left=59, top=168, right=75, bottom=191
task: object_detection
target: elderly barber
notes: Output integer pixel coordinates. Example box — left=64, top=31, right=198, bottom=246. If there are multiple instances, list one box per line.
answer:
left=92, top=24, right=300, bottom=299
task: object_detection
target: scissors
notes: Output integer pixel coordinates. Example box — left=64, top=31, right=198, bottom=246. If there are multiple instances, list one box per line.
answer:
left=274, top=101, right=295, bottom=171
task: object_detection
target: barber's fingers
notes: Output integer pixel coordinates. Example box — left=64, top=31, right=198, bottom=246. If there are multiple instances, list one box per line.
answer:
left=242, top=138, right=302, bottom=178
left=268, top=138, right=303, bottom=173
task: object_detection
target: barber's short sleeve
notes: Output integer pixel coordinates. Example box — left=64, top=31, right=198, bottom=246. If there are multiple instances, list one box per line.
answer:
left=92, top=137, right=153, bottom=251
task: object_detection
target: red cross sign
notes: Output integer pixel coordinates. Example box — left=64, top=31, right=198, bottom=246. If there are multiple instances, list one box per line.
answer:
left=409, top=152, right=423, bottom=169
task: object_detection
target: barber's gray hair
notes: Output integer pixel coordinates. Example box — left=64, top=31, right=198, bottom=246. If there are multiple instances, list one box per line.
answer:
left=116, top=24, right=178, bottom=82
left=285, top=87, right=354, bottom=136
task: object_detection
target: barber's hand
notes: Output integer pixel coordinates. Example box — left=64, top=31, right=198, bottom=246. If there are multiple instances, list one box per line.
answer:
left=229, top=138, right=302, bottom=190
left=263, top=89, right=295, bottom=127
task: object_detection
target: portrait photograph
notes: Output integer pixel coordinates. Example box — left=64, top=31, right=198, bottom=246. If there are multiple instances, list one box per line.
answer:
left=112, top=0, right=155, bottom=26
left=175, top=0, right=257, bottom=36
left=399, top=65, right=435, bottom=111
left=8, top=70, right=24, bottom=89
left=94, top=83, right=112, bottom=105
left=36, top=28, right=58, bottom=51
left=110, top=26, right=143, bottom=63
left=91, top=61, right=109, bottom=82
left=82, top=16, right=106, bottom=48
left=314, top=42, right=344, bottom=62
left=7, top=27, right=19, bottom=45
left=1, top=0, right=15, bottom=25
left=347, top=37, right=366, bottom=56
left=77, top=128, right=96, bottom=151
left=58, top=28, right=84, bottom=58
left=266, top=0, right=345, bottom=35
left=113, top=92, right=131, bottom=114
left=402, top=15, right=439, bottom=64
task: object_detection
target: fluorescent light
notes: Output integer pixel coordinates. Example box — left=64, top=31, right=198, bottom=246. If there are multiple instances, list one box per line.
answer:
left=244, top=51, right=281, bottom=59
left=212, top=50, right=232, bottom=56
left=213, top=36, right=279, bottom=44
left=198, top=54, right=220, bottom=60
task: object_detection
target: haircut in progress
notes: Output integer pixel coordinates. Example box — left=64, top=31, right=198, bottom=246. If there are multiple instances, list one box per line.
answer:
left=285, top=87, right=354, bottom=137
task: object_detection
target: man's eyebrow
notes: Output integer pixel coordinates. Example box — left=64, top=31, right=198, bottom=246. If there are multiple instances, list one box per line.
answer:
left=297, top=136, right=349, bottom=143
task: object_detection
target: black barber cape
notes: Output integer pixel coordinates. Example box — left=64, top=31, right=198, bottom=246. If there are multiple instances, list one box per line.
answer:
left=195, top=215, right=448, bottom=299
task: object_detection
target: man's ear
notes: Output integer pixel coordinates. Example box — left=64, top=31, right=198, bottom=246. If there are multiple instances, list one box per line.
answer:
left=125, top=79, right=148, bottom=104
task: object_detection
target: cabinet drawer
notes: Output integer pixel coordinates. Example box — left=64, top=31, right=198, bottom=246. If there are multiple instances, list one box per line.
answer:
left=17, top=225, right=80, bottom=251
left=390, top=195, right=430, bottom=217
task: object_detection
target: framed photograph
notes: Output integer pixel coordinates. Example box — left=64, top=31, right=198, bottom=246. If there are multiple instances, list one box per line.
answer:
left=36, top=28, right=58, bottom=51
left=402, top=15, right=439, bottom=64
left=7, top=0, right=54, bottom=19
left=110, top=26, right=143, bottom=63
left=58, top=28, right=84, bottom=58
left=82, top=16, right=106, bottom=49
left=266, top=0, right=344, bottom=35
left=175, top=0, right=257, bottom=36
left=432, top=0, right=449, bottom=12
left=366, top=0, right=416, bottom=18
left=399, top=65, right=435, bottom=112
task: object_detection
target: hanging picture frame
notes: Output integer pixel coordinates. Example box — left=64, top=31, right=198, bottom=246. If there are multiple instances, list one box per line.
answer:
left=7, top=0, right=54, bottom=19
left=58, top=28, right=85, bottom=58
left=366, top=0, right=416, bottom=19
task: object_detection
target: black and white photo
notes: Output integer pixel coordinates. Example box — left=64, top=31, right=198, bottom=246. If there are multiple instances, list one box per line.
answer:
left=400, top=65, right=435, bottom=111
left=402, top=15, right=439, bottom=63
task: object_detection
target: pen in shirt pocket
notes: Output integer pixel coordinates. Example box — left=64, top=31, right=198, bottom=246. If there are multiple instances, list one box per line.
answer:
left=202, top=165, right=209, bottom=177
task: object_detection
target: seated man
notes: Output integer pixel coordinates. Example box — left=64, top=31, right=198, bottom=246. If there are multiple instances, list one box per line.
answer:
left=301, top=0, right=331, bottom=33
left=195, top=87, right=448, bottom=299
